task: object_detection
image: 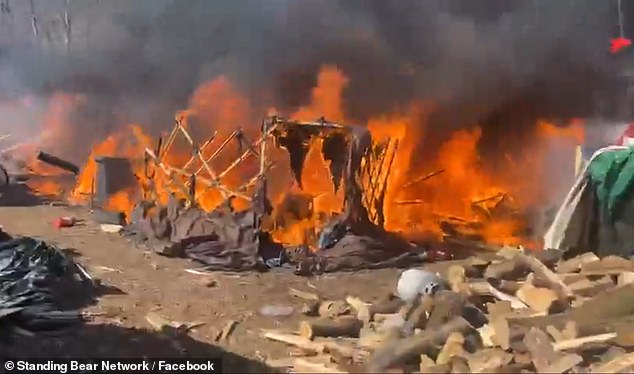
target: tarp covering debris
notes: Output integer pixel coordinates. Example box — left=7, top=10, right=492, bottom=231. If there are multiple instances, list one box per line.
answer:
left=0, top=233, right=80, bottom=332
left=126, top=197, right=283, bottom=271
left=544, top=146, right=634, bottom=258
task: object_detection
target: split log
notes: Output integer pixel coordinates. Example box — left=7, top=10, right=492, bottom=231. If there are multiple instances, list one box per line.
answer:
left=511, top=285, right=634, bottom=334
left=516, top=276, right=562, bottom=313
left=552, top=332, right=617, bottom=351
left=426, top=291, right=466, bottom=329
left=301, top=300, right=321, bottom=316
left=289, top=288, right=320, bottom=301
left=465, top=348, right=513, bottom=373
left=365, top=317, right=473, bottom=372
left=557, top=252, right=600, bottom=273
left=473, top=282, right=527, bottom=309
left=261, top=330, right=357, bottom=358
left=299, top=316, right=363, bottom=340
left=318, top=300, right=350, bottom=318
left=517, top=254, right=573, bottom=299
left=345, top=296, right=370, bottom=315
left=358, top=326, right=400, bottom=350
left=293, top=356, right=348, bottom=374
left=490, top=318, right=510, bottom=350
left=357, top=297, right=405, bottom=324
left=592, top=352, right=634, bottom=373
left=484, top=253, right=572, bottom=300
left=581, top=255, right=634, bottom=273
left=436, top=332, right=465, bottom=365
left=523, top=327, right=558, bottom=373
left=406, top=295, right=434, bottom=330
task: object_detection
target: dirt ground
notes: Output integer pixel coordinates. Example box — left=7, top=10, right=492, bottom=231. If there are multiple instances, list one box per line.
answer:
left=0, top=201, right=457, bottom=372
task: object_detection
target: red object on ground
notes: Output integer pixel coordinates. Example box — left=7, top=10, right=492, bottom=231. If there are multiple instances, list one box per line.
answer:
left=610, top=37, right=632, bottom=54
left=54, top=216, right=76, bottom=228
left=615, top=123, right=634, bottom=145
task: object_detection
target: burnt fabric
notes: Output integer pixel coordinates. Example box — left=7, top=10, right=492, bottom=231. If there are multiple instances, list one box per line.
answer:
left=277, top=127, right=314, bottom=189
left=131, top=201, right=275, bottom=271
left=321, top=132, right=348, bottom=192
left=295, top=232, right=425, bottom=275
left=0, top=235, right=80, bottom=332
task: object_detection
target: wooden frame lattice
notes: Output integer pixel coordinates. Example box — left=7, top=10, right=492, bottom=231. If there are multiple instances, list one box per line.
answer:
left=143, top=115, right=396, bottom=229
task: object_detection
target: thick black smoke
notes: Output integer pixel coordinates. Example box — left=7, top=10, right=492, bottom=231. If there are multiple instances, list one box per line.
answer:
left=0, top=0, right=630, bottom=162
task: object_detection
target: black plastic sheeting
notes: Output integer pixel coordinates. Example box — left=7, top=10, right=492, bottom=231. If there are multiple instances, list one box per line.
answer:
left=0, top=234, right=80, bottom=332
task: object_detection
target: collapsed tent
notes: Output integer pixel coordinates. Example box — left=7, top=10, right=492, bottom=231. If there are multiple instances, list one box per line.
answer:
left=544, top=145, right=634, bottom=258
left=0, top=232, right=81, bottom=332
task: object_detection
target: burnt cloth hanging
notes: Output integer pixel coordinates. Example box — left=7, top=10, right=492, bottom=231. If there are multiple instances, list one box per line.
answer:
left=276, top=126, right=315, bottom=189
left=321, top=132, right=348, bottom=193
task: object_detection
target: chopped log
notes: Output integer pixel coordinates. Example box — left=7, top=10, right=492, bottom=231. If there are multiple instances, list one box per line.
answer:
left=516, top=278, right=562, bottom=313
left=261, top=329, right=357, bottom=358
left=485, top=254, right=572, bottom=299
left=450, top=357, right=470, bottom=373
left=511, top=285, right=634, bottom=333
left=318, top=300, right=350, bottom=318
left=365, top=317, right=473, bottom=372
left=427, top=291, right=466, bottom=329
left=358, top=297, right=405, bottom=324
left=289, top=288, right=321, bottom=301
left=436, top=332, right=465, bottom=365
left=358, top=327, right=399, bottom=349
left=261, top=330, right=324, bottom=353
left=406, top=295, right=434, bottom=331
left=478, top=324, right=495, bottom=347
left=552, top=332, right=617, bottom=351
left=572, top=275, right=614, bottom=298
left=293, top=356, right=348, bottom=374
left=592, top=352, right=634, bottom=373
left=475, top=282, right=527, bottom=309
left=523, top=327, right=558, bottom=373
left=557, top=252, right=600, bottom=273
left=516, top=254, right=573, bottom=300
left=581, top=255, right=634, bottom=273
left=302, top=300, right=321, bottom=316
left=345, top=296, right=370, bottom=314
left=299, top=316, right=363, bottom=340
left=490, top=318, right=510, bottom=350
left=486, top=301, right=512, bottom=320
left=618, top=271, right=634, bottom=287
left=466, top=348, right=513, bottom=373
left=544, top=353, right=583, bottom=373
left=419, top=354, right=437, bottom=371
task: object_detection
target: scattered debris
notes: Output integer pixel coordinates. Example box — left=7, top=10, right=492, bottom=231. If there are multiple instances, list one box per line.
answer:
left=262, top=251, right=634, bottom=373
left=0, top=234, right=81, bottom=332
left=53, top=216, right=76, bottom=228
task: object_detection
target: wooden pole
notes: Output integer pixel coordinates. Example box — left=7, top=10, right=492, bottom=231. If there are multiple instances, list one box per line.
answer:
left=182, top=131, right=217, bottom=170
left=189, top=130, right=239, bottom=179
left=217, top=123, right=278, bottom=180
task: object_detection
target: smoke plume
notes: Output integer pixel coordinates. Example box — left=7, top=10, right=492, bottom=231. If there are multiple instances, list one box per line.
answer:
left=0, top=0, right=630, bottom=163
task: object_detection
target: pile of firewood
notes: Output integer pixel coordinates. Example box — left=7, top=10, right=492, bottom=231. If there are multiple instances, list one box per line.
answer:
left=261, top=249, right=634, bottom=373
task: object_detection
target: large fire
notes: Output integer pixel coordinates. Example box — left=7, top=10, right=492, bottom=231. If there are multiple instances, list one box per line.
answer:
left=24, top=65, right=585, bottom=248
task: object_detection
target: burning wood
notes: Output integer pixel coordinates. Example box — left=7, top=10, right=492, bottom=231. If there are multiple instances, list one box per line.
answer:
left=36, top=151, right=79, bottom=175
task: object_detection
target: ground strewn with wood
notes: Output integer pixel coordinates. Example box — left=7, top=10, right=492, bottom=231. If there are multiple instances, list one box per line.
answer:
left=263, top=247, right=634, bottom=373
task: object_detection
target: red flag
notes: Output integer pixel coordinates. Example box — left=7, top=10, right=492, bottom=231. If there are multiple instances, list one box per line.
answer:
left=610, top=36, right=632, bottom=54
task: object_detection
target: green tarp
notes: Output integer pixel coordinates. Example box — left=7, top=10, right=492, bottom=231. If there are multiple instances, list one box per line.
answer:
left=588, top=147, right=634, bottom=221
